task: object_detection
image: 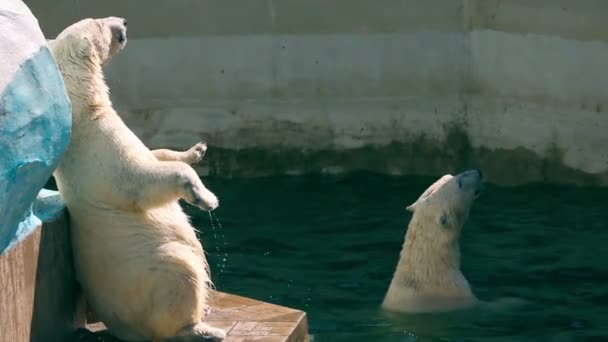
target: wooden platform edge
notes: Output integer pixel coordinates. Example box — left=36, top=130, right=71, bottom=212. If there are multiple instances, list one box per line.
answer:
left=79, top=291, right=310, bottom=342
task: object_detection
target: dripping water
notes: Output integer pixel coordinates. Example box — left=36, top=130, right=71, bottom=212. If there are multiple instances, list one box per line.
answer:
left=208, top=211, right=228, bottom=281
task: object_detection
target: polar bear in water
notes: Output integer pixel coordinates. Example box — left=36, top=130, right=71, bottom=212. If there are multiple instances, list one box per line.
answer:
left=49, top=17, right=225, bottom=341
left=382, top=169, right=484, bottom=313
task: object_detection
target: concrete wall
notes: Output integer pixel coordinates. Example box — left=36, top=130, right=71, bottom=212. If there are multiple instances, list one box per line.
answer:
left=465, top=0, right=608, bottom=184
left=26, top=0, right=608, bottom=185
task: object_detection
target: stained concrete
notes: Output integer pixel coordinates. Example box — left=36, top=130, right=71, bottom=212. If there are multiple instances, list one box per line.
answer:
left=28, top=0, right=465, bottom=38
left=26, top=0, right=608, bottom=185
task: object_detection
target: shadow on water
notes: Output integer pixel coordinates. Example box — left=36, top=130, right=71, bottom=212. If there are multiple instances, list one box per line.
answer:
left=152, top=172, right=608, bottom=341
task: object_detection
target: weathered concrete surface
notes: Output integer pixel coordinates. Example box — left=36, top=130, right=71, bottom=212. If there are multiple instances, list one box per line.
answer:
left=466, top=0, right=608, bottom=42
left=27, top=0, right=608, bottom=185
left=29, top=0, right=466, bottom=37
left=0, top=190, right=86, bottom=342
left=103, top=32, right=467, bottom=107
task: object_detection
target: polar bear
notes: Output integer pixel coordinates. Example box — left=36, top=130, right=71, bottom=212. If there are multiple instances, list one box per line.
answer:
left=382, top=169, right=484, bottom=313
left=49, top=17, right=226, bottom=341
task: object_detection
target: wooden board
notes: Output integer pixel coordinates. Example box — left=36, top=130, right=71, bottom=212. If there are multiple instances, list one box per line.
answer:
left=77, top=291, right=309, bottom=342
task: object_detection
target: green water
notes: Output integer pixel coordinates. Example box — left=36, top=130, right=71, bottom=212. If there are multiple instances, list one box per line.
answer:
left=186, top=172, right=608, bottom=342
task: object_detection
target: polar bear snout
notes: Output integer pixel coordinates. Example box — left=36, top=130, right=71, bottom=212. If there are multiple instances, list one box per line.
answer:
left=102, top=16, right=128, bottom=61
left=111, top=17, right=128, bottom=46
left=457, top=169, right=484, bottom=197
left=116, top=31, right=126, bottom=44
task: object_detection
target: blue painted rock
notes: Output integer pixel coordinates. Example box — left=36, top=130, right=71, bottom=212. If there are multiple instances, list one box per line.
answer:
left=0, top=0, right=71, bottom=254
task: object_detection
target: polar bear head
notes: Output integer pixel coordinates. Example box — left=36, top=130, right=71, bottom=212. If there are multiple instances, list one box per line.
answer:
left=48, top=17, right=127, bottom=118
left=52, top=16, right=127, bottom=66
left=406, top=169, right=484, bottom=240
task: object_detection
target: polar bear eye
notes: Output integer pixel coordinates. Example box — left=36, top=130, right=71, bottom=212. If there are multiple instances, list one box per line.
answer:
left=439, top=214, right=449, bottom=228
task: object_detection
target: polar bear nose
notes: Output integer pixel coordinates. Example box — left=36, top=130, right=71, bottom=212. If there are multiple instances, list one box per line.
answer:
left=458, top=169, right=484, bottom=189
left=123, top=19, right=127, bottom=27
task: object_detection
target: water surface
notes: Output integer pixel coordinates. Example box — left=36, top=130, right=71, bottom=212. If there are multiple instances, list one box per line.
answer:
left=187, top=172, right=608, bottom=342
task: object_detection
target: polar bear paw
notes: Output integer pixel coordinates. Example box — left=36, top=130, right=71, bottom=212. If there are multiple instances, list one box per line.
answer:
left=175, top=322, right=226, bottom=341
left=184, top=142, right=208, bottom=165
left=183, top=179, right=219, bottom=211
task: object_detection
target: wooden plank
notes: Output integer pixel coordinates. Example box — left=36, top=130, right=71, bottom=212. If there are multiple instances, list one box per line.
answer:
left=0, top=203, right=86, bottom=342
left=77, top=291, right=310, bottom=342
left=0, top=225, right=40, bottom=342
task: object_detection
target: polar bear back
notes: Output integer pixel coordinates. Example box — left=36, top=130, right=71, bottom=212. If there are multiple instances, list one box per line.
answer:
left=55, top=114, right=156, bottom=208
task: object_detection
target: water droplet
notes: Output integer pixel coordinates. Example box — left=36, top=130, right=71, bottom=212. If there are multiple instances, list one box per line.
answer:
left=208, top=212, right=228, bottom=279
left=402, top=331, right=418, bottom=341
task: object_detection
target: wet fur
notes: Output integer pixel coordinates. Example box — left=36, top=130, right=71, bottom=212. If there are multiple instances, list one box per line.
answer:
left=383, top=171, right=483, bottom=313
left=50, top=17, right=225, bottom=341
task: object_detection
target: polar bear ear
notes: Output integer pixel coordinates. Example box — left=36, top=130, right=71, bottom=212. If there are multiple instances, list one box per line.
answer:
left=74, top=37, right=95, bottom=58
left=406, top=174, right=454, bottom=212
left=58, top=34, right=95, bottom=60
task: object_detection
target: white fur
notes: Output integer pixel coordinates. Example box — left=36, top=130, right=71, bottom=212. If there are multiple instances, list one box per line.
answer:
left=382, top=170, right=484, bottom=313
left=50, top=17, right=225, bottom=341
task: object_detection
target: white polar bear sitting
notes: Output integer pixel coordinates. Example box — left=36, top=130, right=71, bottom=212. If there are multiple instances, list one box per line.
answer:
left=382, top=169, right=484, bottom=313
left=49, top=17, right=225, bottom=341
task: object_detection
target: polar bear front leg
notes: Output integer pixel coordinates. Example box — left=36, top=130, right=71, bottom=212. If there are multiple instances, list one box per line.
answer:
left=134, top=161, right=218, bottom=211
left=152, top=142, right=208, bottom=165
